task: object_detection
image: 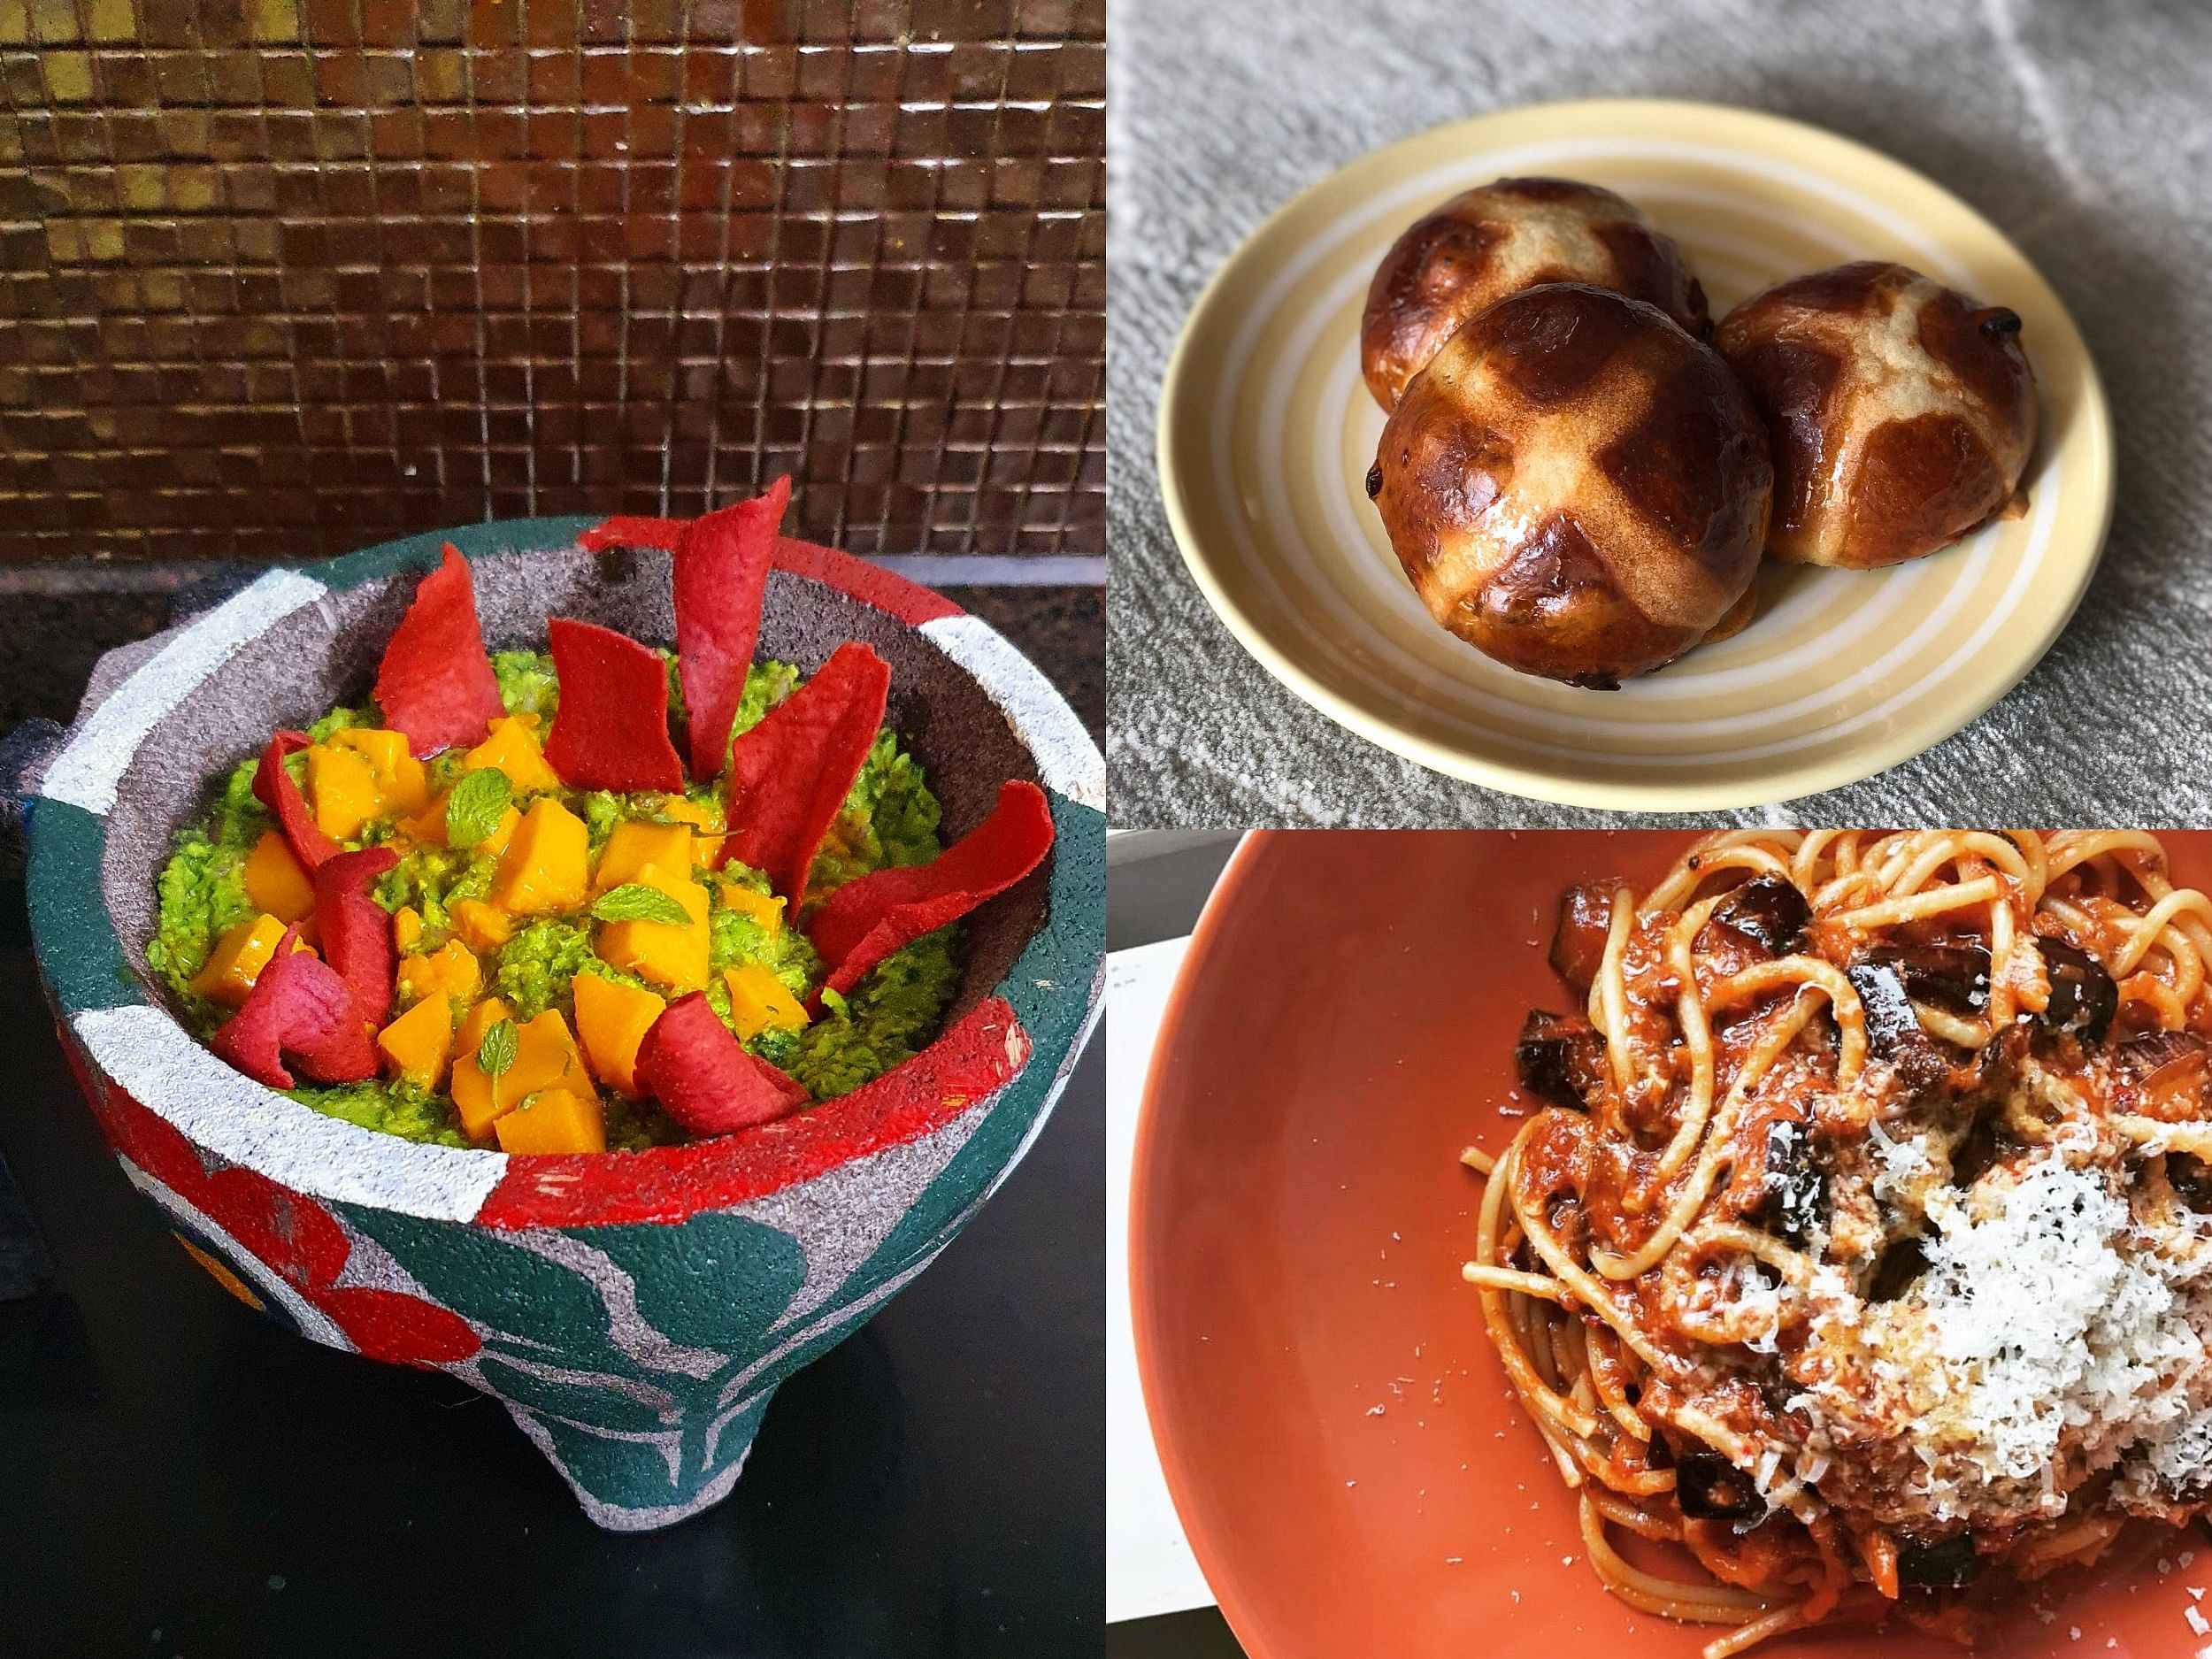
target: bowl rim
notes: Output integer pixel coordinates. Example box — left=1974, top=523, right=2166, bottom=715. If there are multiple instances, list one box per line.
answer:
left=1154, top=96, right=2117, bottom=811
left=29, top=516, right=1105, bottom=1232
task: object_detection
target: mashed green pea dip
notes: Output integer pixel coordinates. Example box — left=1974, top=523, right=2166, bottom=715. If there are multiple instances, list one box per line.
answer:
left=147, top=651, right=960, bottom=1150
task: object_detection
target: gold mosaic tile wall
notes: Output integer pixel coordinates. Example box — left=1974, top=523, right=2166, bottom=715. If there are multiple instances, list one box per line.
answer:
left=0, top=0, right=1105, bottom=561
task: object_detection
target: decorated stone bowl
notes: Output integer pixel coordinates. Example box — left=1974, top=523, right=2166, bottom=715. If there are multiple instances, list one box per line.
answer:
left=23, top=518, right=1103, bottom=1532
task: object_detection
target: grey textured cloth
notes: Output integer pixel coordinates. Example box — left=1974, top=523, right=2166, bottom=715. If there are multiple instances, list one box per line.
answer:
left=1107, top=0, right=2212, bottom=826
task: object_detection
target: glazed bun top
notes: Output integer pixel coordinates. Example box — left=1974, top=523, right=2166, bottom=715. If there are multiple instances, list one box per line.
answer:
left=1360, top=176, right=1709, bottom=412
left=1368, top=282, right=1772, bottom=689
left=1712, top=260, right=2038, bottom=569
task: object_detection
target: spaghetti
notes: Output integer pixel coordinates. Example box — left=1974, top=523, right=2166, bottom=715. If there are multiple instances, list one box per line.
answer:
left=1462, top=831, right=2212, bottom=1655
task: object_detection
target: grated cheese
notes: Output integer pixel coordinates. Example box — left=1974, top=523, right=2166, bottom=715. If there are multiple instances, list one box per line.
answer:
left=1803, top=1156, right=2212, bottom=1522
left=1869, top=1119, right=1936, bottom=1204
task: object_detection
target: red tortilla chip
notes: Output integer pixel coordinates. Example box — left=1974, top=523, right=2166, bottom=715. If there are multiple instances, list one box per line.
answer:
left=312, top=846, right=400, bottom=1026
left=809, top=780, right=1056, bottom=1001
left=253, top=730, right=340, bottom=870
left=373, top=543, right=507, bottom=757
left=635, top=992, right=810, bottom=1136
left=209, top=928, right=379, bottom=1089
left=674, top=476, right=791, bottom=777
left=541, top=618, right=686, bottom=792
left=577, top=516, right=686, bottom=552
left=720, top=640, right=890, bottom=904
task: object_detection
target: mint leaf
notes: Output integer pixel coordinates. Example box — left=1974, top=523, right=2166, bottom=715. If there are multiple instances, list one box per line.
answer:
left=590, top=883, right=691, bottom=926
left=477, top=1018, right=518, bottom=1079
left=446, top=766, right=511, bottom=849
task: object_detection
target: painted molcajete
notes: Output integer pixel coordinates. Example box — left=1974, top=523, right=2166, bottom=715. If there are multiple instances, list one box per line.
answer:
left=27, top=518, right=1103, bottom=1531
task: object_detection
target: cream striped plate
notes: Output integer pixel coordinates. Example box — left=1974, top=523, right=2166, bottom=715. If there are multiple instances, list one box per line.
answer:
left=1156, top=100, right=2113, bottom=810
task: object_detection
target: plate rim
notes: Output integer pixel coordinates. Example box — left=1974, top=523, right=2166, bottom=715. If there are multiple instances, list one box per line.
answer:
left=1125, top=828, right=2212, bottom=1658
left=1154, top=96, right=2116, bottom=812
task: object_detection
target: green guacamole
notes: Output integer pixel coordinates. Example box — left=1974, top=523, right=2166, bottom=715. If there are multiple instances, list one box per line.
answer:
left=149, top=652, right=960, bottom=1150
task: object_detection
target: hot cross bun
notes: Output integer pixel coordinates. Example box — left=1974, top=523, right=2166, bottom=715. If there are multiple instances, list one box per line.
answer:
left=1712, top=261, right=2037, bottom=569
left=1360, top=177, right=1710, bottom=412
left=1367, top=282, right=1772, bottom=689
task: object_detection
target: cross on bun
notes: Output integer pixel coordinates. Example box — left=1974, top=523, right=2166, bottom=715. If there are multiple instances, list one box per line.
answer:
left=1712, top=260, right=2038, bottom=569
left=1368, top=282, right=1772, bottom=690
left=1360, top=177, right=1710, bottom=412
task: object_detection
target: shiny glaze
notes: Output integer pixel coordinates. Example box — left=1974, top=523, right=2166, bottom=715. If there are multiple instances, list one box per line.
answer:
left=1372, top=283, right=1771, bottom=688
left=1359, top=176, right=1710, bottom=411
left=1713, top=260, right=2038, bottom=569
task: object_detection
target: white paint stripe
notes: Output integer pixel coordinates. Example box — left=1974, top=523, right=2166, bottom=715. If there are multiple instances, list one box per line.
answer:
left=716, top=1241, right=952, bottom=1409
left=500, top=1400, right=691, bottom=1505
left=122, top=1161, right=350, bottom=1349
left=459, top=1349, right=687, bottom=1425
left=75, top=1004, right=507, bottom=1223
left=919, top=613, right=1105, bottom=809
left=40, top=568, right=326, bottom=816
left=505, top=1232, right=729, bottom=1380
left=749, top=1109, right=985, bottom=1328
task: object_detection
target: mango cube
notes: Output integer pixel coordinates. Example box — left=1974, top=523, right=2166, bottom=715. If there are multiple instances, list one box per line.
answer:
left=660, top=796, right=726, bottom=864
left=595, top=871, right=710, bottom=993
left=376, top=993, right=454, bottom=1089
left=451, top=897, right=514, bottom=953
left=450, top=1008, right=587, bottom=1143
left=331, top=726, right=430, bottom=814
left=718, top=883, right=783, bottom=937
left=572, top=972, right=666, bottom=1097
left=494, top=1087, right=607, bottom=1155
left=487, top=799, right=589, bottom=916
left=397, top=939, right=480, bottom=1009
left=724, top=961, right=810, bottom=1041
left=594, top=820, right=694, bottom=892
left=465, top=716, right=563, bottom=794
left=392, top=905, right=424, bottom=952
left=306, top=742, right=386, bottom=841
left=189, top=914, right=299, bottom=1006
left=242, top=831, right=316, bottom=922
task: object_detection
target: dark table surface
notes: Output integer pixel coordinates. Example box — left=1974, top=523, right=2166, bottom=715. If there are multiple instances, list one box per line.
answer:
left=0, top=871, right=1104, bottom=1659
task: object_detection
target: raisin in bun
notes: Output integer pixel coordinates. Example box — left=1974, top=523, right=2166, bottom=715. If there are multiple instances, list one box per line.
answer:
left=1712, top=260, right=2037, bottom=569
left=1360, top=177, right=1709, bottom=412
left=1367, top=282, right=1771, bottom=690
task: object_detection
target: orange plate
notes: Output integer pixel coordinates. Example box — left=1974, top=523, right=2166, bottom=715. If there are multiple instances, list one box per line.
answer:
left=1132, top=829, right=2212, bottom=1659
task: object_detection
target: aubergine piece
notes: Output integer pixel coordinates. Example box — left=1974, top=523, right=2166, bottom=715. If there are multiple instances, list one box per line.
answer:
left=1756, top=1118, right=1825, bottom=1245
left=2038, top=939, right=2116, bottom=1046
left=1868, top=1232, right=1932, bottom=1302
left=2118, top=1030, right=2208, bottom=1077
left=2118, top=1031, right=2211, bottom=1122
left=1898, top=1532, right=1981, bottom=1589
left=1673, top=1450, right=1768, bottom=1522
left=1858, top=941, right=1991, bottom=1016
left=1711, top=875, right=1811, bottom=957
left=1845, top=958, right=1951, bottom=1089
left=1515, top=1009, right=1605, bottom=1109
left=1549, top=884, right=1615, bottom=994
left=1947, top=1106, right=2005, bottom=1190
left=2169, top=1153, right=2212, bottom=1211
